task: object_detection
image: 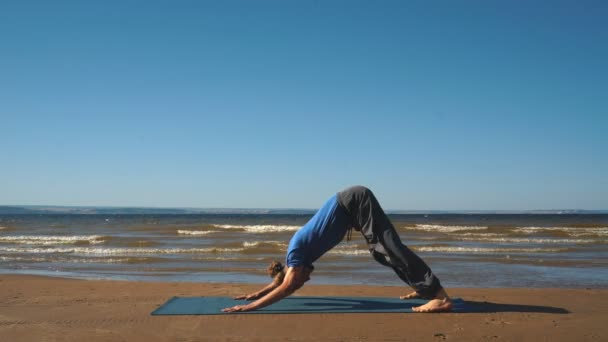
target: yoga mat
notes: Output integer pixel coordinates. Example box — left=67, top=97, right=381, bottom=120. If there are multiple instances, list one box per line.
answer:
left=151, top=296, right=465, bottom=315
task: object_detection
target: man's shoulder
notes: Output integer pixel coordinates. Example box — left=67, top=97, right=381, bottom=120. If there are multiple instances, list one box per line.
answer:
left=286, top=243, right=310, bottom=267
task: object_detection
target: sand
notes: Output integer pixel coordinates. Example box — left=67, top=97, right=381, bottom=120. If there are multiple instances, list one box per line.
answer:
left=0, top=275, right=606, bottom=341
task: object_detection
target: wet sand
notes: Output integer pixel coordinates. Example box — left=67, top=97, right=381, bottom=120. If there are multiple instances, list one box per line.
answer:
left=0, top=275, right=606, bottom=341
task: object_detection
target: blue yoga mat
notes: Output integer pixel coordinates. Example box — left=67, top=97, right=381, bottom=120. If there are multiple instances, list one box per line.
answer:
left=151, top=296, right=465, bottom=315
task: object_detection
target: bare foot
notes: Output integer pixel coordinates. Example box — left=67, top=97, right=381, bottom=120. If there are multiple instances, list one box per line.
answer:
left=412, top=298, right=453, bottom=313
left=412, top=288, right=453, bottom=313
left=399, top=291, right=421, bottom=300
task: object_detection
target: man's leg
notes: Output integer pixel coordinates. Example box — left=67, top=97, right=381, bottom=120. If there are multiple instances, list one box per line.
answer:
left=379, top=221, right=442, bottom=298
left=338, top=186, right=452, bottom=312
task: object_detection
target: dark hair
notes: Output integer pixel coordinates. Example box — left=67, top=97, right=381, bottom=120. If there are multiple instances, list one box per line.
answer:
left=267, top=260, right=285, bottom=283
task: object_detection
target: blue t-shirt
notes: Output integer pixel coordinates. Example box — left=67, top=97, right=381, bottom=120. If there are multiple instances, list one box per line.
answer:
left=286, top=194, right=351, bottom=268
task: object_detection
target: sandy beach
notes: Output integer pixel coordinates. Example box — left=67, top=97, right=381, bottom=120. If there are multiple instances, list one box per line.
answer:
left=0, top=275, right=605, bottom=341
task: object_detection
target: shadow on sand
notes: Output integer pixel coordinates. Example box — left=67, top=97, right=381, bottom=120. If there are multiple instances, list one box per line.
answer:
left=279, top=297, right=570, bottom=314
left=463, top=300, right=569, bottom=314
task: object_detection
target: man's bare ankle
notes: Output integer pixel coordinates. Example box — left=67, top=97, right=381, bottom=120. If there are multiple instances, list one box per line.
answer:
left=433, top=288, right=451, bottom=301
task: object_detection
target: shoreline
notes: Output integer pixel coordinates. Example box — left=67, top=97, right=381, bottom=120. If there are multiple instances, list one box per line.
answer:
left=3, top=268, right=607, bottom=289
left=1, top=275, right=607, bottom=341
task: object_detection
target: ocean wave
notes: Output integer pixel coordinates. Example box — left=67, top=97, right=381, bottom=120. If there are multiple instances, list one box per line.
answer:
left=0, top=235, right=107, bottom=246
left=327, top=249, right=370, bottom=256
left=458, top=232, right=505, bottom=237
left=413, top=246, right=570, bottom=253
left=325, top=244, right=370, bottom=256
left=327, top=249, right=369, bottom=256
left=62, top=257, right=159, bottom=264
left=0, top=246, right=244, bottom=255
left=242, top=241, right=286, bottom=248
left=456, top=237, right=601, bottom=244
left=0, top=255, right=168, bottom=264
left=191, top=256, right=256, bottom=261
left=322, top=244, right=569, bottom=255
left=213, top=224, right=300, bottom=233
left=404, top=224, right=488, bottom=233
left=513, top=227, right=608, bottom=236
left=335, top=242, right=366, bottom=249
left=0, top=255, right=47, bottom=262
left=177, top=230, right=221, bottom=236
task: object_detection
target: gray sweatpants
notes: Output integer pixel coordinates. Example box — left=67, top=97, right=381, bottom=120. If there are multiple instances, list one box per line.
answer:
left=337, top=186, right=442, bottom=298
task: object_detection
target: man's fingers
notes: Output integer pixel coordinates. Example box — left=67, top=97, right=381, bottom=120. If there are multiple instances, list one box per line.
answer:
left=223, top=305, right=246, bottom=313
left=233, top=294, right=256, bottom=300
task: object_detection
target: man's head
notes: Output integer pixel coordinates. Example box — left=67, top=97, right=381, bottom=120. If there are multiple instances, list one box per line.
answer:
left=267, top=260, right=286, bottom=283
left=267, top=261, right=314, bottom=286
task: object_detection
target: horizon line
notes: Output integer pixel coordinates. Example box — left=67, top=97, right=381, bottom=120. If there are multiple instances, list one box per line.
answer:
left=0, top=204, right=606, bottom=214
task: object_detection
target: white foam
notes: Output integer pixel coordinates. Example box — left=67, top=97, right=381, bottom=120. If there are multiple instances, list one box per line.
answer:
left=325, top=244, right=369, bottom=256
left=63, top=257, right=145, bottom=264
left=406, top=224, right=488, bottom=233
left=213, top=224, right=300, bottom=233
left=0, top=246, right=244, bottom=255
left=327, top=249, right=370, bottom=256
left=513, top=227, right=608, bottom=236
left=177, top=230, right=220, bottom=236
left=459, top=233, right=504, bottom=237
left=457, top=237, right=600, bottom=244
left=413, top=246, right=567, bottom=253
left=242, top=241, right=286, bottom=248
left=192, top=256, right=243, bottom=261
left=0, top=256, right=47, bottom=262
left=0, top=235, right=106, bottom=245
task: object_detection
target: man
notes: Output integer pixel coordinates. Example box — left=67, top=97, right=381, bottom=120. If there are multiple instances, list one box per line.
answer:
left=223, top=186, right=452, bottom=313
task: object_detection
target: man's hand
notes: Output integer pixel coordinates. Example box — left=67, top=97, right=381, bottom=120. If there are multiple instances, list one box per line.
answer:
left=233, top=293, right=259, bottom=300
left=222, top=304, right=254, bottom=313
left=223, top=266, right=312, bottom=313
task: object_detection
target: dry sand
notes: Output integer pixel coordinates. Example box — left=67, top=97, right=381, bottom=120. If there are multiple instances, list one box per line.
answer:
left=0, top=275, right=606, bottom=341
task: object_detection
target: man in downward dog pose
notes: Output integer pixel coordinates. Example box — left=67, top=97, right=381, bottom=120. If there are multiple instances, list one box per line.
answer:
left=223, top=186, right=452, bottom=313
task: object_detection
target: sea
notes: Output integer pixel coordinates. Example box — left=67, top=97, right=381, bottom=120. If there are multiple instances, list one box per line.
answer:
left=1, top=213, right=607, bottom=288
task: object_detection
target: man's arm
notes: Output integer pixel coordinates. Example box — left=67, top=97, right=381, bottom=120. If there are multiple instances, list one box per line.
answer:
left=222, top=266, right=308, bottom=312
left=233, top=278, right=281, bottom=300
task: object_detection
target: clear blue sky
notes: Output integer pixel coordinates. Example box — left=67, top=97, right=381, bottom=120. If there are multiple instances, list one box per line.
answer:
left=1, top=0, right=607, bottom=210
